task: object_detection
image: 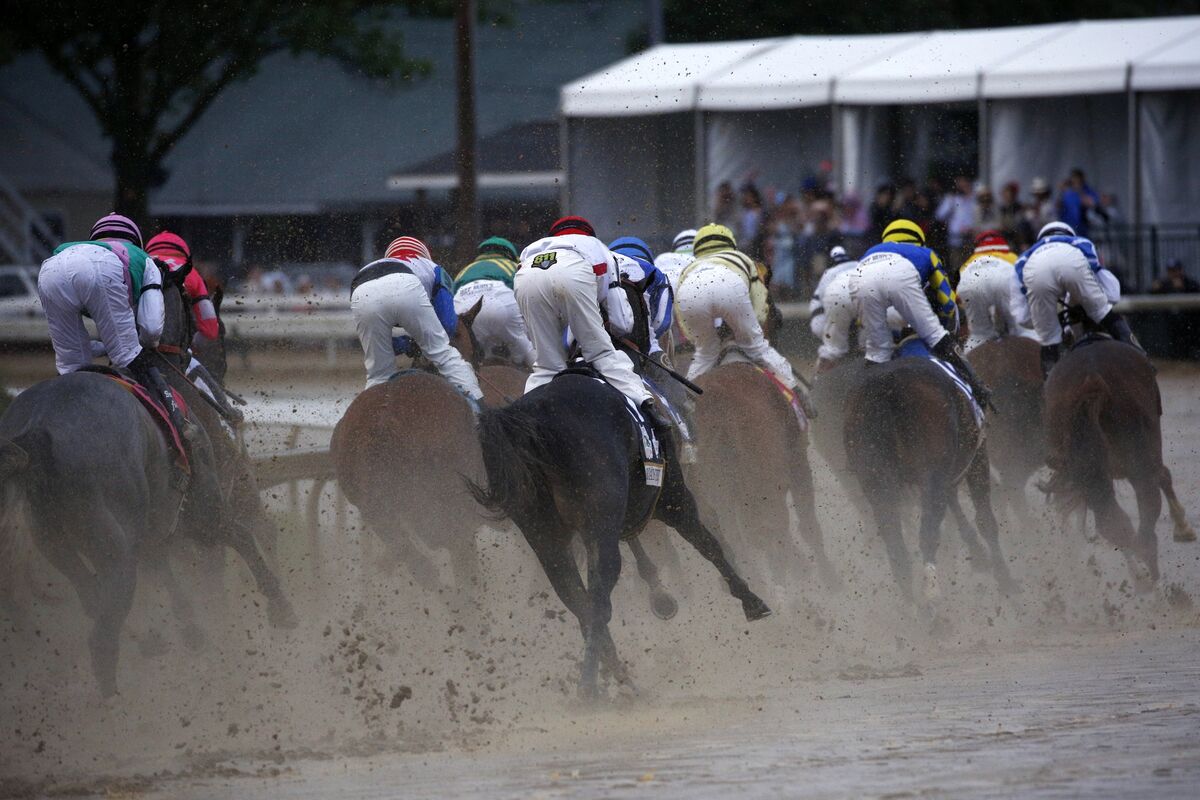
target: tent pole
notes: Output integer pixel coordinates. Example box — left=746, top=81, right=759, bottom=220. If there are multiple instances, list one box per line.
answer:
left=831, top=103, right=843, bottom=196
left=976, top=72, right=990, bottom=186
left=559, top=115, right=571, bottom=215
left=1126, top=63, right=1141, bottom=280
left=693, top=107, right=707, bottom=225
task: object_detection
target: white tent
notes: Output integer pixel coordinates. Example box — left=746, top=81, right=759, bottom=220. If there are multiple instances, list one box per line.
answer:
left=560, top=16, right=1200, bottom=250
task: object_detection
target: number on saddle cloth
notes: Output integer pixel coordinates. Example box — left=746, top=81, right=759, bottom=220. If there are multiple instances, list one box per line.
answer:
left=892, top=337, right=983, bottom=426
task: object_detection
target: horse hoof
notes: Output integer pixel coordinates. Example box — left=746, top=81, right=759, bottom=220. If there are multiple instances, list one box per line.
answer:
left=922, top=564, right=941, bottom=602
left=268, top=599, right=299, bottom=630
left=742, top=596, right=772, bottom=622
left=1174, top=524, right=1197, bottom=544
left=650, top=591, right=678, bottom=621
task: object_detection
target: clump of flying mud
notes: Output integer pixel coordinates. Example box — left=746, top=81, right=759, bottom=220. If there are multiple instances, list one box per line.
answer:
left=1, top=398, right=1198, bottom=798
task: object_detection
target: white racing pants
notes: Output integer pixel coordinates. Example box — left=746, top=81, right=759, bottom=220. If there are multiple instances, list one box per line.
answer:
left=676, top=264, right=798, bottom=388
left=958, top=260, right=1037, bottom=351
left=351, top=272, right=483, bottom=398
left=514, top=251, right=649, bottom=405
left=1020, top=243, right=1113, bottom=346
left=453, top=279, right=535, bottom=367
left=37, top=244, right=143, bottom=373
left=815, top=270, right=858, bottom=362
left=853, top=255, right=948, bottom=363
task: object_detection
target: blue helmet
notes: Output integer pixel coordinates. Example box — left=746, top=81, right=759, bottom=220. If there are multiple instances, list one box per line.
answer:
left=608, top=236, right=655, bottom=269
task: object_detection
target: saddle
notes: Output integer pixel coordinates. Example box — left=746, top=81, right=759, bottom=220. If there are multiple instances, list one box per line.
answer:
left=81, top=365, right=191, bottom=473
left=717, top=345, right=809, bottom=431
left=553, top=363, right=663, bottom=473
left=892, top=337, right=984, bottom=427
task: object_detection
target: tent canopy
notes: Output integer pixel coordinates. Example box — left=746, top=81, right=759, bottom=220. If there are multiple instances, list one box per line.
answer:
left=834, top=24, right=1072, bottom=104
left=983, top=17, right=1200, bottom=98
left=698, top=33, right=918, bottom=110
left=562, top=16, right=1200, bottom=115
left=561, top=40, right=777, bottom=117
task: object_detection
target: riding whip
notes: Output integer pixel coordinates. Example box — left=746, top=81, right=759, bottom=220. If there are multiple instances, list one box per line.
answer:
left=615, top=337, right=704, bottom=396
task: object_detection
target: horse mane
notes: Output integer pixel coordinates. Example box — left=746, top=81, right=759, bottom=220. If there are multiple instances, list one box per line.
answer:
left=468, top=404, right=556, bottom=518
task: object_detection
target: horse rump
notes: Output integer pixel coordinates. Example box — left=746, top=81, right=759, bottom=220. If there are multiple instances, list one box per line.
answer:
left=468, top=404, right=555, bottom=518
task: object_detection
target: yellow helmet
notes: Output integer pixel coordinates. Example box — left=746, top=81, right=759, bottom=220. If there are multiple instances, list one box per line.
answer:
left=881, top=218, right=926, bottom=246
left=693, top=223, right=737, bottom=257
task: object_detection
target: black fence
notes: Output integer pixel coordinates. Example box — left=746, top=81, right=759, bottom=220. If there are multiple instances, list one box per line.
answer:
left=1089, top=223, right=1200, bottom=292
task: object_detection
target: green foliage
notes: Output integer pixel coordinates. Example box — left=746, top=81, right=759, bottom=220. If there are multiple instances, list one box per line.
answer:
left=0, top=0, right=448, bottom=216
left=663, top=0, right=1200, bottom=41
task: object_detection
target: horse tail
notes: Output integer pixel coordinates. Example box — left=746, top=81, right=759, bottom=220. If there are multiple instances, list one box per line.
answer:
left=468, top=405, right=553, bottom=518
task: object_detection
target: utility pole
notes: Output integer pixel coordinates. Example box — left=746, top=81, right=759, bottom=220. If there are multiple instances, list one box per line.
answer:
left=647, top=0, right=665, bottom=46
left=453, top=0, right=479, bottom=266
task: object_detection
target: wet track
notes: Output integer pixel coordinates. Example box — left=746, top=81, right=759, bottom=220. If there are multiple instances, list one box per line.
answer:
left=1, top=356, right=1198, bottom=799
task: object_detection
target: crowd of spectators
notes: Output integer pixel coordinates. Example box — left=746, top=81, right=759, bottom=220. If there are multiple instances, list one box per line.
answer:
left=712, top=166, right=1124, bottom=299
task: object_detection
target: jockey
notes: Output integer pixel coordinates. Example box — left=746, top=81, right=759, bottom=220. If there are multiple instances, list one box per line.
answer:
left=609, top=236, right=674, bottom=349
left=515, top=216, right=661, bottom=424
left=857, top=219, right=991, bottom=406
left=350, top=235, right=484, bottom=406
left=1014, top=221, right=1135, bottom=375
left=957, top=230, right=1037, bottom=352
left=675, top=223, right=800, bottom=392
left=452, top=236, right=534, bottom=367
left=38, top=213, right=196, bottom=439
left=810, top=245, right=859, bottom=372
left=145, top=231, right=242, bottom=424
left=653, top=228, right=697, bottom=289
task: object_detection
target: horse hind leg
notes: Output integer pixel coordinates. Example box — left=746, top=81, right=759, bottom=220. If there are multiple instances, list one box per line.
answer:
left=1130, top=475, right=1163, bottom=587
left=965, top=449, right=1019, bottom=596
left=625, top=536, right=677, bottom=621
left=1160, top=466, right=1197, bottom=543
left=918, top=485, right=951, bottom=602
left=788, top=452, right=843, bottom=592
left=82, top=512, right=138, bottom=698
left=148, top=548, right=207, bottom=652
left=225, top=517, right=298, bottom=629
left=947, top=490, right=990, bottom=573
left=581, top=524, right=632, bottom=698
left=656, top=464, right=771, bottom=621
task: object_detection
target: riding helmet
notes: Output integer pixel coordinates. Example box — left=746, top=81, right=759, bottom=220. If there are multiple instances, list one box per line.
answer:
left=692, top=223, right=738, bottom=257
left=385, top=236, right=432, bottom=261
left=91, top=213, right=143, bottom=247
left=1037, top=221, right=1076, bottom=240
left=881, top=219, right=926, bottom=246
left=549, top=216, right=596, bottom=238
left=477, top=236, right=518, bottom=261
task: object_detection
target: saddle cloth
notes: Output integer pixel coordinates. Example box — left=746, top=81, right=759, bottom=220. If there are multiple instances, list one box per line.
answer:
left=718, top=345, right=808, bottom=432
left=553, top=365, right=661, bottom=463
left=894, top=337, right=984, bottom=426
left=104, top=374, right=191, bottom=472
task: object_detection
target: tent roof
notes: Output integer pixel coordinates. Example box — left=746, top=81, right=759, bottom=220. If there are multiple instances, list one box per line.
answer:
left=561, top=40, right=779, bottom=117
left=983, top=17, right=1200, bottom=98
left=834, top=23, right=1074, bottom=104
left=1131, top=24, right=1200, bottom=92
left=698, top=33, right=920, bottom=110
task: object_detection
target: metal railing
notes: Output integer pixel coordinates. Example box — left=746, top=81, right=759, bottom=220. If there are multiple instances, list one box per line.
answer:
left=1093, top=223, right=1200, bottom=292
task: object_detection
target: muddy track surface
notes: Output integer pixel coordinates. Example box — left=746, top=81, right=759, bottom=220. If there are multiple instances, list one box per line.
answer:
left=1, top=359, right=1198, bottom=799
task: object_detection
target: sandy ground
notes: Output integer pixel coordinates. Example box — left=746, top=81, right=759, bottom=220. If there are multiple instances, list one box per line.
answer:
left=1, top=350, right=1198, bottom=798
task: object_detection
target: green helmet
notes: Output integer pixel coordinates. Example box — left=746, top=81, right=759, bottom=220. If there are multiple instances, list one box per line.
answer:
left=477, top=236, right=518, bottom=261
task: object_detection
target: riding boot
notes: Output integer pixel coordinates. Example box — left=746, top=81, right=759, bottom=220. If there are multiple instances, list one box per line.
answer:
left=639, top=399, right=678, bottom=462
left=1099, top=310, right=1142, bottom=351
left=1039, top=343, right=1061, bottom=379
left=932, top=336, right=993, bottom=411
left=187, top=361, right=244, bottom=426
left=129, top=349, right=200, bottom=441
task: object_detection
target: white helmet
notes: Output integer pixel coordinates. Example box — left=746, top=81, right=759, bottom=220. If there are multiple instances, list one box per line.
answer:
left=1038, top=221, right=1075, bottom=240
left=672, top=229, right=698, bottom=253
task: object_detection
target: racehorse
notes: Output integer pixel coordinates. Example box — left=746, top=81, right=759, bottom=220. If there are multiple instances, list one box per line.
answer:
left=690, top=354, right=841, bottom=594
left=1042, top=338, right=1195, bottom=587
left=0, top=371, right=295, bottom=696
left=331, top=301, right=487, bottom=597
left=471, top=371, right=770, bottom=698
left=844, top=352, right=1017, bottom=603
left=967, top=336, right=1044, bottom=523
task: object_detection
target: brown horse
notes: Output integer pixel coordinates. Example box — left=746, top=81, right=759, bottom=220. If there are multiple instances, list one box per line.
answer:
left=844, top=353, right=1017, bottom=603
left=332, top=302, right=486, bottom=595
left=690, top=354, right=841, bottom=594
left=1043, top=339, right=1195, bottom=587
left=967, top=337, right=1045, bottom=523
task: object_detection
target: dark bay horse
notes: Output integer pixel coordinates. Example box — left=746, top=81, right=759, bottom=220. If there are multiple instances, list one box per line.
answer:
left=690, top=356, right=841, bottom=594
left=968, top=336, right=1045, bottom=522
left=0, top=371, right=295, bottom=696
left=471, top=372, right=770, bottom=698
left=844, top=353, right=1017, bottom=603
left=1043, top=339, right=1195, bottom=587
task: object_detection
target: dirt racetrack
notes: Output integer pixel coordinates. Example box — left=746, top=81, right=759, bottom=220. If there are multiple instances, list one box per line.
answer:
left=1, top=352, right=1198, bottom=798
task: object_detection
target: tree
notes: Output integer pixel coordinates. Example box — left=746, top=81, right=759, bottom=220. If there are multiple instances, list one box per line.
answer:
left=663, top=0, right=1200, bottom=42
left=0, top=1, right=441, bottom=223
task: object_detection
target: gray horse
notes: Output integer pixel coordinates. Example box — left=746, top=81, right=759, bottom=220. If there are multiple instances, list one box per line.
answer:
left=0, top=371, right=295, bottom=696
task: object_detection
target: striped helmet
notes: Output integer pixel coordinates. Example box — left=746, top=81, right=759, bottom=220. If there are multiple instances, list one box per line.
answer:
left=146, top=231, right=192, bottom=271
left=881, top=218, right=926, bottom=246
left=385, top=236, right=432, bottom=261
left=609, top=236, right=655, bottom=266
left=672, top=228, right=697, bottom=253
left=693, top=223, right=737, bottom=257
left=91, top=213, right=143, bottom=247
